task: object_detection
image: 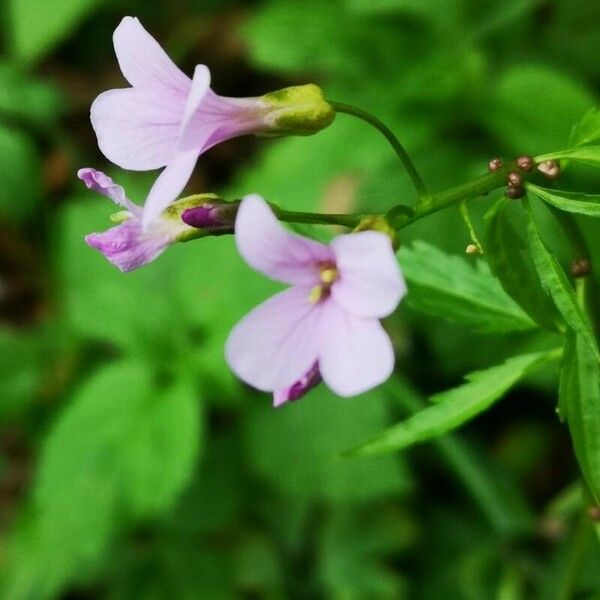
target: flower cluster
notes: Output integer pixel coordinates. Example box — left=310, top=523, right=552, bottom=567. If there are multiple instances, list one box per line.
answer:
left=80, top=17, right=406, bottom=405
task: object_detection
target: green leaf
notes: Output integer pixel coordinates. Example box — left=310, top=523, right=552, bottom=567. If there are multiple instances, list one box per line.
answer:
left=487, top=65, right=596, bottom=155
left=347, top=350, right=560, bottom=457
left=0, top=123, right=41, bottom=221
left=244, top=386, right=411, bottom=503
left=398, top=241, right=536, bottom=333
left=528, top=183, right=600, bottom=217
left=8, top=0, right=99, bottom=64
left=484, top=199, right=559, bottom=331
left=569, top=107, right=600, bottom=148
left=535, top=145, right=600, bottom=168
left=523, top=198, right=600, bottom=362
left=0, top=327, right=45, bottom=421
left=318, top=506, right=412, bottom=599
left=559, top=331, right=600, bottom=501
left=0, top=62, right=63, bottom=126
left=2, top=361, right=201, bottom=599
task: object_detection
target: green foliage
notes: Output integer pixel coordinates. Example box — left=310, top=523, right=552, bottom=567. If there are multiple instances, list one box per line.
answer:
left=0, top=123, right=41, bottom=221
left=559, top=332, right=600, bottom=502
left=0, top=62, right=63, bottom=126
left=485, top=198, right=559, bottom=331
left=536, top=145, right=600, bottom=168
left=399, top=240, right=535, bottom=333
left=569, top=107, right=600, bottom=148
left=487, top=65, right=595, bottom=155
left=7, top=0, right=99, bottom=64
left=348, top=350, right=560, bottom=457
left=3, top=361, right=201, bottom=599
left=528, top=183, right=600, bottom=217
left=244, top=386, right=411, bottom=503
left=524, top=198, right=600, bottom=361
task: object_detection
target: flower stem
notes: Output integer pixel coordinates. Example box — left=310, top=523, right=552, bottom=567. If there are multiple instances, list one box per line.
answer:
left=330, top=101, right=430, bottom=202
left=393, top=162, right=516, bottom=229
left=459, top=201, right=484, bottom=253
left=273, top=206, right=375, bottom=228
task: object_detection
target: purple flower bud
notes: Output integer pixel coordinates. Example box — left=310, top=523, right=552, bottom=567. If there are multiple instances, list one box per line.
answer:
left=181, top=202, right=238, bottom=231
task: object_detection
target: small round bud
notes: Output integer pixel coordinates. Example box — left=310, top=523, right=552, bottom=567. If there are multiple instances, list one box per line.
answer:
left=488, top=157, right=502, bottom=172
left=465, top=244, right=479, bottom=255
left=507, top=171, right=523, bottom=188
left=570, top=258, right=591, bottom=278
left=516, top=155, right=534, bottom=171
left=505, top=186, right=525, bottom=200
left=538, top=160, right=560, bottom=179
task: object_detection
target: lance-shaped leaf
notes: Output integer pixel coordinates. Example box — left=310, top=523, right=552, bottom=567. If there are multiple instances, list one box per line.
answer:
left=535, top=145, right=600, bottom=168
left=528, top=183, right=600, bottom=217
left=559, top=331, right=600, bottom=502
left=398, top=241, right=535, bottom=333
left=485, top=199, right=559, bottom=331
left=524, top=199, right=600, bottom=362
left=569, top=107, right=600, bottom=148
left=346, top=350, right=560, bottom=457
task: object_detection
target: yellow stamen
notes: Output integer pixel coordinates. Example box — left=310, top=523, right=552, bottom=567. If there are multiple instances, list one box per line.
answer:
left=308, top=285, right=323, bottom=304
left=320, top=267, right=338, bottom=284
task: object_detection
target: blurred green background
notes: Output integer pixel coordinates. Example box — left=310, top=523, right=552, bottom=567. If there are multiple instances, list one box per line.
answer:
left=1, top=0, right=600, bottom=598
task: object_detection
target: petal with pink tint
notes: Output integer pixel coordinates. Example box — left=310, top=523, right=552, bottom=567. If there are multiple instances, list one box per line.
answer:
left=91, top=88, right=185, bottom=170
left=113, top=17, right=190, bottom=92
left=77, top=168, right=141, bottom=215
left=178, top=64, right=212, bottom=148
left=330, top=231, right=406, bottom=318
left=85, top=219, right=171, bottom=272
left=142, top=150, right=199, bottom=229
left=318, top=302, right=394, bottom=397
left=235, top=195, right=333, bottom=285
left=225, top=286, right=322, bottom=392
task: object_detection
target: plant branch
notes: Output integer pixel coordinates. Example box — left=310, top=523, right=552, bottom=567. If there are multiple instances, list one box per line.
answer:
left=330, top=101, right=430, bottom=202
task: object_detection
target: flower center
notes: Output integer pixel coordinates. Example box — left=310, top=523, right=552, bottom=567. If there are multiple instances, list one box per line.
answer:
left=308, top=262, right=338, bottom=304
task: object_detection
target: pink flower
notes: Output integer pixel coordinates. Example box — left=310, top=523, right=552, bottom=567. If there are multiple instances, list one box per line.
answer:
left=91, top=17, right=334, bottom=230
left=225, top=196, right=406, bottom=404
left=79, top=168, right=202, bottom=272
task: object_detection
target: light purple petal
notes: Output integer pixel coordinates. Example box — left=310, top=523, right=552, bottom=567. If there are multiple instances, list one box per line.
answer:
left=235, top=195, right=333, bottom=285
left=77, top=168, right=141, bottom=215
left=273, top=361, right=322, bottom=407
left=318, top=302, right=394, bottom=397
left=85, top=219, right=171, bottom=272
left=178, top=64, right=212, bottom=149
left=141, top=150, right=199, bottom=229
left=91, top=88, right=185, bottom=171
left=225, top=286, right=323, bottom=392
left=113, top=17, right=190, bottom=93
left=330, top=231, right=406, bottom=318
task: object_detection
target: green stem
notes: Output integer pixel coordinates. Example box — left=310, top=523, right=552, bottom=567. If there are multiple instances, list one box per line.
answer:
left=555, top=511, right=591, bottom=600
left=394, top=163, right=516, bottom=229
left=459, top=201, right=484, bottom=253
left=330, top=101, right=429, bottom=202
left=273, top=207, right=376, bottom=228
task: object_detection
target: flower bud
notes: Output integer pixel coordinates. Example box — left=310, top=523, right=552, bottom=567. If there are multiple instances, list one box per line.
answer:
left=488, top=157, right=503, bottom=172
left=507, top=171, right=523, bottom=188
left=354, top=215, right=398, bottom=250
left=516, top=155, right=534, bottom=171
left=162, top=194, right=238, bottom=240
left=260, top=84, right=335, bottom=136
left=571, top=258, right=591, bottom=278
left=538, top=160, right=560, bottom=179
left=505, top=185, right=525, bottom=200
